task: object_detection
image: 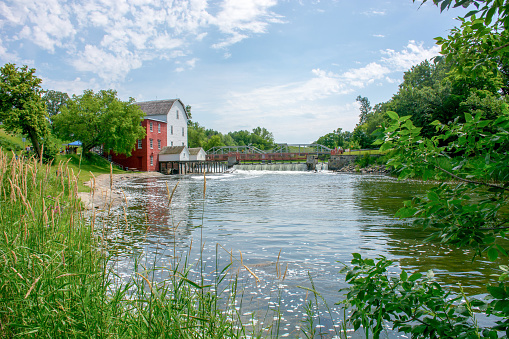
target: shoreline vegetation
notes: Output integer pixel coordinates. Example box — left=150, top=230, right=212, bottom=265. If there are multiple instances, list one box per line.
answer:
left=1, top=149, right=344, bottom=338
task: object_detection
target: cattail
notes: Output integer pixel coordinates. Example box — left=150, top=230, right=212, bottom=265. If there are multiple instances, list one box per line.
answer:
left=203, top=171, right=206, bottom=199
left=166, top=181, right=180, bottom=206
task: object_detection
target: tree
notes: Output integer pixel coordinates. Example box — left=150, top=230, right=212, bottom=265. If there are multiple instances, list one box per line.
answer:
left=379, top=57, right=504, bottom=139
left=188, top=122, right=207, bottom=148
left=53, top=89, right=146, bottom=156
left=356, top=95, right=372, bottom=125
left=228, top=130, right=251, bottom=146
left=251, top=127, right=275, bottom=150
left=0, top=64, right=49, bottom=159
left=203, top=135, right=224, bottom=151
left=340, top=2, right=509, bottom=337
left=315, top=128, right=350, bottom=149
left=43, top=90, right=69, bottom=125
left=185, top=105, right=192, bottom=121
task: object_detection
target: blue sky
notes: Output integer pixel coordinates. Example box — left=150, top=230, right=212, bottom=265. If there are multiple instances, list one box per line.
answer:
left=0, top=0, right=467, bottom=143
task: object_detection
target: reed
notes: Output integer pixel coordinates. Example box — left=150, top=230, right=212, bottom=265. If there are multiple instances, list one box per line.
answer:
left=0, top=147, right=346, bottom=338
left=0, top=149, right=243, bottom=338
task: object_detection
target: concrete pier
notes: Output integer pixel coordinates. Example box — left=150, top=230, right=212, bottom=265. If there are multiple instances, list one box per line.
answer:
left=159, top=161, right=228, bottom=175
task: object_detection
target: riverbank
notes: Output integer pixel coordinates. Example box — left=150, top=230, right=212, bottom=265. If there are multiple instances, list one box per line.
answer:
left=335, top=163, right=391, bottom=174
left=78, top=171, right=164, bottom=210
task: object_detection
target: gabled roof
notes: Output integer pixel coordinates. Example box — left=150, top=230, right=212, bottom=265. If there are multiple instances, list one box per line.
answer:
left=188, top=147, right=205, bottom=155
left=135, top=99, right=189, bottom=119
left=160, top=146, right=187, bottom=155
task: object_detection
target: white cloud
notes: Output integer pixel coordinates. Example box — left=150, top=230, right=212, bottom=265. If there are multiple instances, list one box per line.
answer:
left=211, top=0, right=284, bottom=49
left=0, top=0, right=284, bottom=81
left=362, top=9, right=386, bottom=16
left=373, top=34, right=385, bottom=38
left=209, top=40, right=440, bottom=141
left=71, top=45, right=143, bottom=82
left=41, top=76, right=99, bottom=96
left=342, top=62, right=391, bottom=88
left=381, top=40, right=440, bottom=71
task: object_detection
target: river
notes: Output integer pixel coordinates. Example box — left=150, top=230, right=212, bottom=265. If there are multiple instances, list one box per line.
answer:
left=101, top=170, right=504, bottom=338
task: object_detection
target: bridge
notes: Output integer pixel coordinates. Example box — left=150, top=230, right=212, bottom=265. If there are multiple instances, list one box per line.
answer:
left=206, top=143, right=335, bottom=163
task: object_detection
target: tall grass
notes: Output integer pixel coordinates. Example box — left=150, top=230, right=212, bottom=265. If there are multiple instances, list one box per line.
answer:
left=0, top=149, right=243, bottom=338
left=0, top=148, right=347, bottom=338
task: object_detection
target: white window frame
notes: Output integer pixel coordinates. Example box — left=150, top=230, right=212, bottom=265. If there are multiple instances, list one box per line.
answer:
left=158, top=123, right=161, bottom=133
left=150, top=155, right=153, bottom=166
left=137, top=139, right=142, bottom=149
left=149, top=138, right=153, bottom=149
left=157, top=139, right=161, bottom=150
left=149, top=122, right=153, bottom=132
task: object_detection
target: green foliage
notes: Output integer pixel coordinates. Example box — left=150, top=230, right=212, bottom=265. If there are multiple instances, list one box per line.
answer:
left=356, top=95, right=372, bottom=125
left=379, top=57, right=505, bottom=140
left=377, top=109, right=509, bottom=253
left=422, top=1, right=509, bottom=94
left=228, top=127, right=275, bottom=150
left=0, top=150, right=247, bottom=338
left=315, top=128, right=352, bottom=149
left=0, top=135, right=21, bottom=152
left=340, top=254, right=487, bottom=339
left=354, top=154, right=378, bottom=168
left=188, top=122, right=276, bottom=151
left=342, top=107, right=509, bottom=337
left=42, top=89, right=69, bottom=120
left=0, top=63, right=49, bottom=159
left=53, top=89, right=146, bottom=156
left=40, top=134, right=60, bottom=163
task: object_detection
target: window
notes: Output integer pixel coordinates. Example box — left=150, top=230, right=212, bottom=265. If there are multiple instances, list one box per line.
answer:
left=171, top=125, right=173, bottom=135
left=149, top=122, right=153, bottom=132
left=171, top=141, right=173, bottom=146
left=157, top=139, right=161, bottom=150
left=150, top=155, right=153, bottom=166
left=158, top=123, right=161, bottom=133
left=182, top=127, right=185, bottom=136
left=137, top=139, right=142, bottom=149
left=182, top=142, right=184, bottom=146
left=149, top=138, right=153, bottom=149
left=176, top=110, right=179, bottom=119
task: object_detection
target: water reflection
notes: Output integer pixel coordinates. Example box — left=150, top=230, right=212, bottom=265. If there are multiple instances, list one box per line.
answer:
left=96, top=171, right=506, bottom=338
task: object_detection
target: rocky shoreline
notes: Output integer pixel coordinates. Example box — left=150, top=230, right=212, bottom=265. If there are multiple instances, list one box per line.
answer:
left=335, top=164, right=391, bottom=174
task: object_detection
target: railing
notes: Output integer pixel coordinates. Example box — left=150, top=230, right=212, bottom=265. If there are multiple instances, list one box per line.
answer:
left=206, top=145, right=266, bottom=155
left=208, top=143, right=332, bottom=155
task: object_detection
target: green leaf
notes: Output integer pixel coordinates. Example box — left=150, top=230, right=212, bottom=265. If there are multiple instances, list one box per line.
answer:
left=408, top=272, right=422, bottom=282
left=427, top=191, right=439, bottom=201
left=487, top=247, right=499, bottom=261
left=400, top=270, right=408, bottom=281
left=487, top=285, right=506, bottom=299
left=386, top=111, right=399, bottom=120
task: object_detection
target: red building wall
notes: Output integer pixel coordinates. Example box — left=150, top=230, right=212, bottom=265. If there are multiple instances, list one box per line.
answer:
left=108, top=119, right=167, bottom=171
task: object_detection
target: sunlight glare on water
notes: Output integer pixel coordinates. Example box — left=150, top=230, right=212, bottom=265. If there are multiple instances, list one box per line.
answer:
left=100, top=170, right=505, bottom=338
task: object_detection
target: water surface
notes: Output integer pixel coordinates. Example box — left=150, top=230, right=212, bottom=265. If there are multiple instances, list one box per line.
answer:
left=101, top=171, right=503, bottom=338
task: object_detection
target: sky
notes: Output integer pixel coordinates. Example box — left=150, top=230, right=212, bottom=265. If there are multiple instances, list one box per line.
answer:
left=0, top=0, right=468, bottom=144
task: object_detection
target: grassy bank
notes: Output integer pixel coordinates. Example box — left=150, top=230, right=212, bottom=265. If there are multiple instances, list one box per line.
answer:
left=0, top=149, right=247, bottom=338
left=54, top=153, right=125, bottom=192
